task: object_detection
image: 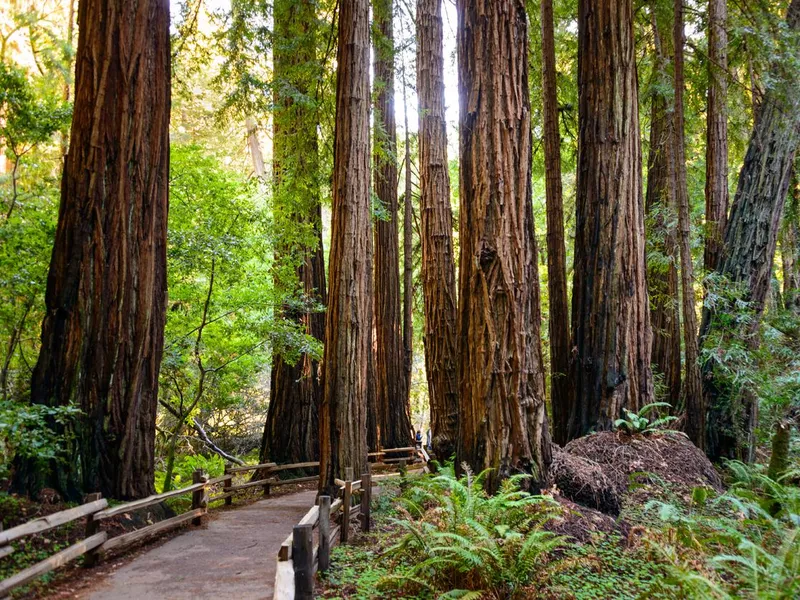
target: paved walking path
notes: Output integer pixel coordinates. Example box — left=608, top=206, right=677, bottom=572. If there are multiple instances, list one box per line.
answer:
left=82, top=490, right=317, bottom=600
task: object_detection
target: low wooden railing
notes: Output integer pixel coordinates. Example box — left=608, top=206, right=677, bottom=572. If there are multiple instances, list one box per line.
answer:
left=0, top=447, right=427, bottom=597
left=0, top=470, right=210, bottom=597
left=274, top=455, right=429, bottom=600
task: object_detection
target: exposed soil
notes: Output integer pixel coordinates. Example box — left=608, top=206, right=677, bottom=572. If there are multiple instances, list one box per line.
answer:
left=552, top=431, right=723, bottom=515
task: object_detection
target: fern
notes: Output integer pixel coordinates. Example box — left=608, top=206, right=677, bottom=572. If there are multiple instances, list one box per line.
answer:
left=380, top=465, right=565, bottom=598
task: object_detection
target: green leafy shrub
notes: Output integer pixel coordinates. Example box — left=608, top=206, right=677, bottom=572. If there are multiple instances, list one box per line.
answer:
left=650, top=461, right=800, bottom=599
left=614, top=402, right=678, bottom=435
left=380, top=465, right=565, bottom=599
left=0, top=401, right=80, bottom=480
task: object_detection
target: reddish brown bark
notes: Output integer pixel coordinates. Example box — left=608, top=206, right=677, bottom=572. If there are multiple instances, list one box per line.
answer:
left=456, top=0, right=551, bottom=491
left=540, top=0, right=573, bottom=446
left=319, top=0, right=371, bottom=496
left=673, top=0, right=704, bottom=448
left=373, top=0, right=413, bottom=450
left=417, top=0, right=458, bottom=460
left=704, top=0, right=729, bottom=273
left=701, top=0, right=800, bottom=461
left=259, top=0, right=326, bottom=468
left=17, top=0, right=170, bottom=500
left=646, top=4, right=681, bottom=409
left=568, top=0, right=654, bottom=439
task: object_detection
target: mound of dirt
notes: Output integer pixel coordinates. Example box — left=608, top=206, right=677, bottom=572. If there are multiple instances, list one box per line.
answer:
left=551, top=449, right=621, bottom=515
left=546, top=496, right=624, bottom=543
left=553, top=431, right=723, bottom=514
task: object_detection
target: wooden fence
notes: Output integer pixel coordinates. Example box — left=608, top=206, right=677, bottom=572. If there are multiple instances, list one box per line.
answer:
left=274, top=454, right=429, bottom=600
left=0, top=447, right=426, bottom=598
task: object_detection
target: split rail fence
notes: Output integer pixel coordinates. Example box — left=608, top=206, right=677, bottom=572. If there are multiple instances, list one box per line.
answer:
left=0, top=446, right=426, bottom=597
left=274, top=450, right=428, bottom=600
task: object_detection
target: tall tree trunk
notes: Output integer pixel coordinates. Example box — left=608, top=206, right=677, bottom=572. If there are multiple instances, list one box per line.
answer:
left=14, top=0, right=170, bottom=500
left=319, top=0, right=371, bottom=495
left=417, top=0, right=458, bottom=460
left=540, top=0, right=572, bottom=446
left=701, top=0, right=800, bottom=461
left=373, top=0, right=413, bottom=450
left=402, top=67, right=414, bottom=418
left=704, top=0, right=729, bottom=273
left=456, top=0, right=551, bottom=492
left=568, top=0, right=654, bottom=440
left=259, top=0, right=326, bottom=467
left=646, top=4, right=681, bottom=409
left=673, top=0, right=705, bottom=448
left=781, top=167, right=800, bottom=313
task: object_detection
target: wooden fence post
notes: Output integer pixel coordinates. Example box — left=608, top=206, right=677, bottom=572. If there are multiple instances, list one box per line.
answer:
left=292, top=524, right=314, bottom=600
left=360, top=473, right=371, bottom=533
left=191, top=469, right=207, bottom=525
left=318, top=495, right=331, bottom=573
left=341, top=480, right=352, bottom=544
left=398, top=458, right=407, bottom=476
left=83, top=493, right=102, bottom=567
left=223, top=464, right=232, bottom=506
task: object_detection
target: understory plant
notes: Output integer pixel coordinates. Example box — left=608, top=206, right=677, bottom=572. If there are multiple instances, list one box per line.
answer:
left=380, top=464, right=565, bottom=599
left=614, top=401, right=679, bottom=435
left=649, top=461, right=800, bottom=599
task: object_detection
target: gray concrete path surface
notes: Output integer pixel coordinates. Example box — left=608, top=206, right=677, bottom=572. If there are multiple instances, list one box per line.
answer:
left=82, top=490, right=317, bottom=600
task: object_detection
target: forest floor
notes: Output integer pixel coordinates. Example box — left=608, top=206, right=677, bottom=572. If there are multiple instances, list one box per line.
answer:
left=1, top=481, right=319, bottom=599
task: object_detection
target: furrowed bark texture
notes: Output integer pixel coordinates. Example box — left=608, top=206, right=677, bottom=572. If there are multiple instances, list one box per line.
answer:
left=701, top=0, right=800, bottom=460
left=674, top=0, right=705, bottom=448
left=417, top=0, right=458, bottom=460
left=704, top=0, right=729, bottom=273
left=320, top=0, right=370, bottom=495
left=260, top=0, right=326, bottom=467
left=646, top=4, right=681, bottom=409
left=781, top=168, right=800, bottom=313
left=540, top=0, right=573, bottom=446
left=15, top=0, right=170, bottom=500
left=456, top=0, right=552, bottom=491
left=373, top=0, right=413, bottom=450
left=402, top=76, right=414, bottom=418
left=569, top=0, right=654, bottom=439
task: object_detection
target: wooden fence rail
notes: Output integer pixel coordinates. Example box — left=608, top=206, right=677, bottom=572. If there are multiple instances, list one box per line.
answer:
left=274, top=454, right=428, bottom=600
left=1, top=447, right=426, bottom=598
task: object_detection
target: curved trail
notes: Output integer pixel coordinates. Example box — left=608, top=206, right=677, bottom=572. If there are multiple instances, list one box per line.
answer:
left=82, top=490, right=316, bottom=600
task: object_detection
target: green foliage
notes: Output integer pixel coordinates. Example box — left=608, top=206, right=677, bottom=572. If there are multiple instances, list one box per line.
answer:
left=614, top=402, right=679, bottom=435
left=0, top=401, right=79, bottom=480
left=154, top=453, right=225, bottom=493
left=0, top=62, right=70, bottom=158
left=380, top=465, right=565, bottom=599
left=648, top=462, right=800, bottom=599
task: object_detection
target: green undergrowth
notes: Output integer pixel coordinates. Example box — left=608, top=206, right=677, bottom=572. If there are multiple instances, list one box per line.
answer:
left=318, top=458, right=800, bottom=600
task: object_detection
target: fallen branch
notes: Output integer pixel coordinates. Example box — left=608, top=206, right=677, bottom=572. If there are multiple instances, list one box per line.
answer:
left=192, top=418, right=244, bottom=466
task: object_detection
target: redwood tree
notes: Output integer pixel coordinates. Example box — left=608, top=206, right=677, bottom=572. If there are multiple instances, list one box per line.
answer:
left=540, top=0, right=572, bottom=446
left=16, top=0, right=170, bottom=500
left=705, top=0, right=729, bottom=273
left=319, top=0, right=371, bottom=495
left=673, top=0, right=705, bottom=448
left=702, top=0, right=800, bottom=460
left=782, top=168, right=800, bottom=313
left=259, top=0, right=326, bottom=467
left=417, top=0, right=458, bottom=459
left=456, top=0, right=551, bottom=491
left=646, top=2, right=681, bottom=408
left=373, top=0, right=413, bottom=450
left=568, top=0, right=654, bottom=439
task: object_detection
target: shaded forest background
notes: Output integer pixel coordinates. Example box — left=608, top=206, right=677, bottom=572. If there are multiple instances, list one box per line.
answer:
left=0, top=0, right=798, bottom=498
